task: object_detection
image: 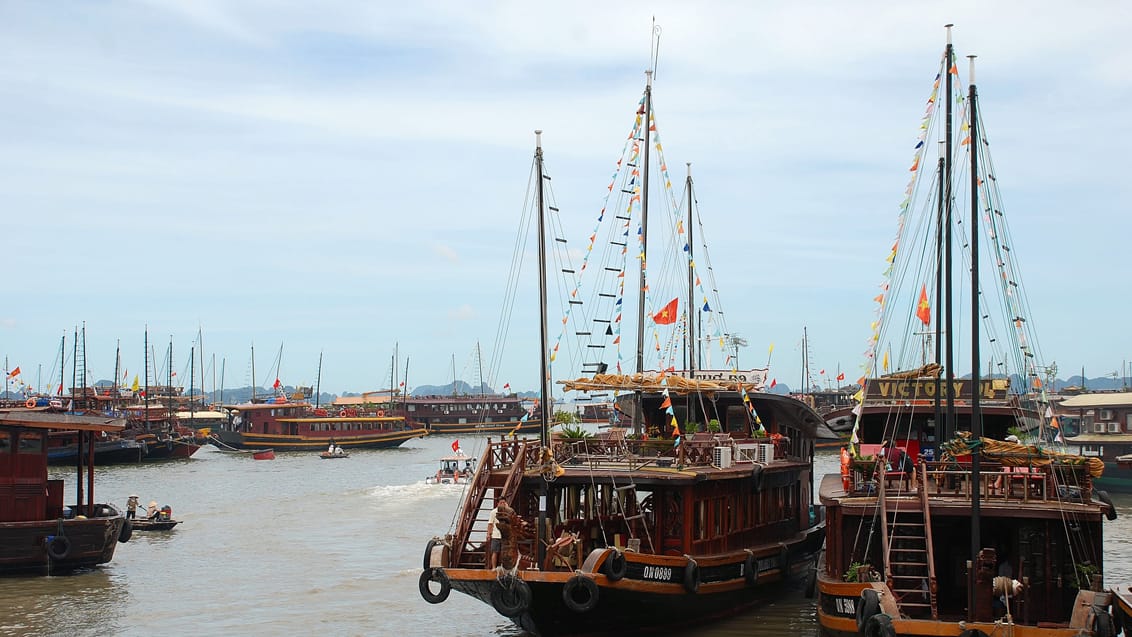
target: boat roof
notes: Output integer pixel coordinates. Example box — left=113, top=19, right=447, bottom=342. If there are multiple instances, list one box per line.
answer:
left=1058, top=392, right=1132, bottom=408
left=223, top=402, right=310, bottom=411
left=439, top=454, right=475, bottom=461
left=1066, top=433, right=1132, bottom=444
left=0, top=411, right=126, bottom=432
left=175, top=410, right=229, bottom=419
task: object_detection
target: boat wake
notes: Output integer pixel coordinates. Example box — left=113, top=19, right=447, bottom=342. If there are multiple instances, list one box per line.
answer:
left=365, top=481, right=466, bottom=506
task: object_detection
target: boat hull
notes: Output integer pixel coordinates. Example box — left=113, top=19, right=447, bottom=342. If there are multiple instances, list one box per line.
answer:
left=0, top=508, right=126, bottom=575
left=418, top=420, right=542, bottom=436
left=1094, top=461, right=1132, bottom=493
left=439, top=526, right=823, bottom=637
left=131, top=519, right=181, bottom=531
left=47, top=439, right=145, bottom=465
left=210, top=428, right=425, bottom=452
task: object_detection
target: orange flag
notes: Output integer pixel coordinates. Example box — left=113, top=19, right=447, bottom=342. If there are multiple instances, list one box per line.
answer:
left=916, top=284, right=931, bottom=325
left=652, top=297, right=679, bottom=325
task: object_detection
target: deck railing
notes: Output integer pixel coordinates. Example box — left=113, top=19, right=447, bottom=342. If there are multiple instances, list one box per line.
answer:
left=848, top=458, right=1096, bottom=504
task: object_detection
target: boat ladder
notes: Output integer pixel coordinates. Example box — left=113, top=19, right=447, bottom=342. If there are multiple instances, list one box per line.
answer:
left=879, top=462, right=938, bottom=619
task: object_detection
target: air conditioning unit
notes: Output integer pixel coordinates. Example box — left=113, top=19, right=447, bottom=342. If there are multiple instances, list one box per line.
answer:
left=755, top=443, right=776, bottom=464
left=713, top=446, right=733, bottom=469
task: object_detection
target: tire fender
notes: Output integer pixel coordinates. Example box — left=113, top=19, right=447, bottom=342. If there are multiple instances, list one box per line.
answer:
left=743, top=551, right=759, bottom=586
left=864, top=613, right=896, bottom=637
left=1089, top=608, right=1116, bottom=637
left=491, top=575, right=532, bottom=617
left=856, top=588, right=881, bottom=633
left=602, top=548, right=627, bottom=582
left=418, top=568, right=451, bottom=604
left=422, top=538, right=439, bottom=570
left=118, top=519, right=133, bottom=543
left=683, top=558, right=700, bottom=594
left=562, top=574, right=599, bottom=613
left=46, top=535, right=71, bottom=560
left=958, top=629, right=990, bottom=637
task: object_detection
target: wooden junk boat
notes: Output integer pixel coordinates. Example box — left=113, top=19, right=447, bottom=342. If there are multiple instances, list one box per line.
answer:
left=420, top=375, right=825, bottom=636
left=419, top=62, right=825, bottom=633
left=0, top=411, right=132, bottom=574
left=209, top=400, right=427, bottom=452
left=817, top=26, right=1119, bottom=636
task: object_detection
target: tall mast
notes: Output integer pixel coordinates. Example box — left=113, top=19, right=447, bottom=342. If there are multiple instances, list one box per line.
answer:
left=113, top=340, right=121, bottom=396
left=534, top=129, right=552, bottom=571
left=315, top=351, right=323, bottom=408
left=943, top=23, right=956, bottom=443
left=250, top=344, right=256, bottom=402
left=190, top=346, right=195, bottom=428
left=934, top=142, right=945, bottom=442
left=58, top=334, right=64, bottom=400
left=220, top=357, right=226, bottom=405
left=451, top=354, right=457, bottom=397
left=198, top=327, right=205, bottom=405
left=71, top=326, right=78, bottom=409
left=633, top=69, right=654, bottom=435
left=685, top=163, right=696, bottom=376
left=967, top=54, right=983, bottom=573
left=168, top=336, right=174, bottom=422
left=144, top=327, right=150, bottom=422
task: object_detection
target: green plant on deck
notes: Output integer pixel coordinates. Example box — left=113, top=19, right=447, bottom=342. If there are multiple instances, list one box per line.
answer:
left=554, top=410, right=579, bottom=425
left=843, top=561, right=876, bottom=583
left=684, top=422, right=700, bottom=435
left=555, top=424, right=592, bottom=440
left=707, top=419, right=721, bottom=433
left=1073, top=561, right=1100, bottom=590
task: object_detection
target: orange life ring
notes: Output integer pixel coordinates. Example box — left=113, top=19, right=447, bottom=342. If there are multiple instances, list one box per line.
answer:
left=25, top=398, right=36, bottom=409
left=377, top=410, right=385, bottom=418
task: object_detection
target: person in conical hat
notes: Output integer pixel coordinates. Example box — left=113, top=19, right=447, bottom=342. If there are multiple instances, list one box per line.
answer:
left=126, top=495, right=140, bottom=519
left=146, top=501, right=159, bottom=519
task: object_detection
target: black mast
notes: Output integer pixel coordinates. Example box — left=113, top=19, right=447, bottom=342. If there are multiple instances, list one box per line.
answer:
left=944, top=24, right=956, bottom=444
left=315, top=352, right=323, bottom=409
left=934, top=144, right=945, bottom=441
left=190, top=346, right=195, bottom=429
left=144, top=327, right=150, bottom=428
left=633, top=70, right=654, bottom=436
left=967, top=54, right=983, bottom=570
left=684, top=163, right=696, bottom=422
left=534, top=130, right=552, bottom=568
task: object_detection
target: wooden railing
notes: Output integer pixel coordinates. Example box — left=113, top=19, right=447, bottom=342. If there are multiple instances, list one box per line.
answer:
left=847, top=459, right=1097, bottom=505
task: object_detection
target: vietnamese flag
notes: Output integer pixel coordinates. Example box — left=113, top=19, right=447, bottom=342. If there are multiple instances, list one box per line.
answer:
left=837, top=372, right=846, bottom=382
left=273, top=378, right=282, bottom=390
left=916, top=284, right=931, bottom=325
left=6, top=366, right=20, bottom=379
left=451, top=439, right=460, bottom=453
left=652, top=297, right=679, bottom=325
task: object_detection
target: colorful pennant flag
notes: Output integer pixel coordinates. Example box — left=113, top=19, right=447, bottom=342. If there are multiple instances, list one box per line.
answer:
left=6, top=366, right=20, bottom=379
left=131, top=375, right=139, bottom=392
left=273, top=378, right=282, bottom=390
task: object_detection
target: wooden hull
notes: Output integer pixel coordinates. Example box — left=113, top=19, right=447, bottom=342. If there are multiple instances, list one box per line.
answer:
left=418, top=420, right=541, bottom=436
left=0, top=509, right=126, bottom=575
left=131, top=519, right=180, bottom=531
left=210, top=428, right=425, bottom=451
left=439, top=526, right=823, bottom=637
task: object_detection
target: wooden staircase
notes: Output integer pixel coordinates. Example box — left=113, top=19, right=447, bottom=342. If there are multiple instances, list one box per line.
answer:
left=879, top=462, right=939, bottom=619
left=451, top=439, right=531, bottom=568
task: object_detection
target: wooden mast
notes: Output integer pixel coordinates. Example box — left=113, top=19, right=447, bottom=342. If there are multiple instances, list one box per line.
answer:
left=967, top=52, right=983, bottom=572
left=633, top=69, right=653, bottom=436
left=534, top=129, right=552, bottom=567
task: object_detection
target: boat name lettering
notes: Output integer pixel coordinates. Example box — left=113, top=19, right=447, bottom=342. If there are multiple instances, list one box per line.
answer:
left=834, top=596, right=856, bottom=616
left=865, top=379, right=1005, bottom=401
left=642, top=565, right=673, bottom=581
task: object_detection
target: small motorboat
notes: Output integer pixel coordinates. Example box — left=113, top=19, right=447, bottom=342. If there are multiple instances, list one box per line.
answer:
left=426, top=451, right=476, bottom=485
left=252, top=448, right=275, bottom=460
left=132, top=517, right=182, bottom=531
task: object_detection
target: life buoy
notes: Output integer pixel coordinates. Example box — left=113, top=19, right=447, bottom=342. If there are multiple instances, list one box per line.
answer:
left=683, top=559, right=700, bottom=593
left=46, top=535, right=71, bottom=560
left=562, top=574, right=599, bottom=613
left=1089, top=609, right=1116, bottom=637
left=863, top=613, right=896, bottom=637
left=490, top=576, right=532, bottom=617
left=118, top=519, right=133, bottom=543
left=602, top=549, right=627, bottom=582
left=1097, top=490, right=1118, bottom=521
left=25, top=398, right=36, bottom=409
left=856, top=588, right=881, bottom=633
left=744, top=551, right=759, bottom=586
left=377, top=410, right=385, bottom=417
left=418, top=568, right=451, bottom=604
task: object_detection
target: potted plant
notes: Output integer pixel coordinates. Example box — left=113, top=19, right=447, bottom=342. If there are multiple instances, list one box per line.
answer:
left=707, top=419, right=722, bottom=434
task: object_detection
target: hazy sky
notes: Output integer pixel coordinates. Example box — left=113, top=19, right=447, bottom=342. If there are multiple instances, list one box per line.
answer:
left=1, top=1, right=1129, bottom=398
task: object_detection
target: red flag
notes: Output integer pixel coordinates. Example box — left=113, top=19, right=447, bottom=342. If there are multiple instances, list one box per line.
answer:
left=6, top=366, right=20, bottom=378
left=273, top=378, right=281, bottom=389
left=652, top=297, right=679, bottom=325
left=819, top=369, right=825, bottom=375
left=770, top=378, right=777, bottom=389
left=503, top=383, right=511, bottom=390
left=916, top=284, right=931, bottom=325
left=836, top=372, right=846, bottom=382
left=451, top=439, right=460, bottom=453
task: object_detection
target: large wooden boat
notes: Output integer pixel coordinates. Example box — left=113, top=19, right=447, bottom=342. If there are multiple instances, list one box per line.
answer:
left=210, top=401, right=427, bottom=451
left=420, top=59, right=824, bottom=633
left=0, top=411, right=132, bottom=575
left=817, top=26, right=1119, bottom=636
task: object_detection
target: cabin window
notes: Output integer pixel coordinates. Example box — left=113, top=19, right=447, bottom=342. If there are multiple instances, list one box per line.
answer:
left=17, top=431, right=42, bottom=454
left=725, top=406, right=746, bottom=433
left=1126, top=414, right=1132, bottom=433
left=0, top=431, right=10, bottom=453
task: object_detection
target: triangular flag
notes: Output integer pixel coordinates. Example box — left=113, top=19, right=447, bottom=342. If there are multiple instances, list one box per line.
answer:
left=131, top=375, right=139, bottom=392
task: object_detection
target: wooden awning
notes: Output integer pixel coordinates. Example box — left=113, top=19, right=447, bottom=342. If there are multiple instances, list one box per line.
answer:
left=0, top=411, right=126, bottom=432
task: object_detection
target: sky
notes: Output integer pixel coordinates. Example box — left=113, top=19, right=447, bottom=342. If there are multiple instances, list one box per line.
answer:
left=1, top=1, right=1130, bottom=398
